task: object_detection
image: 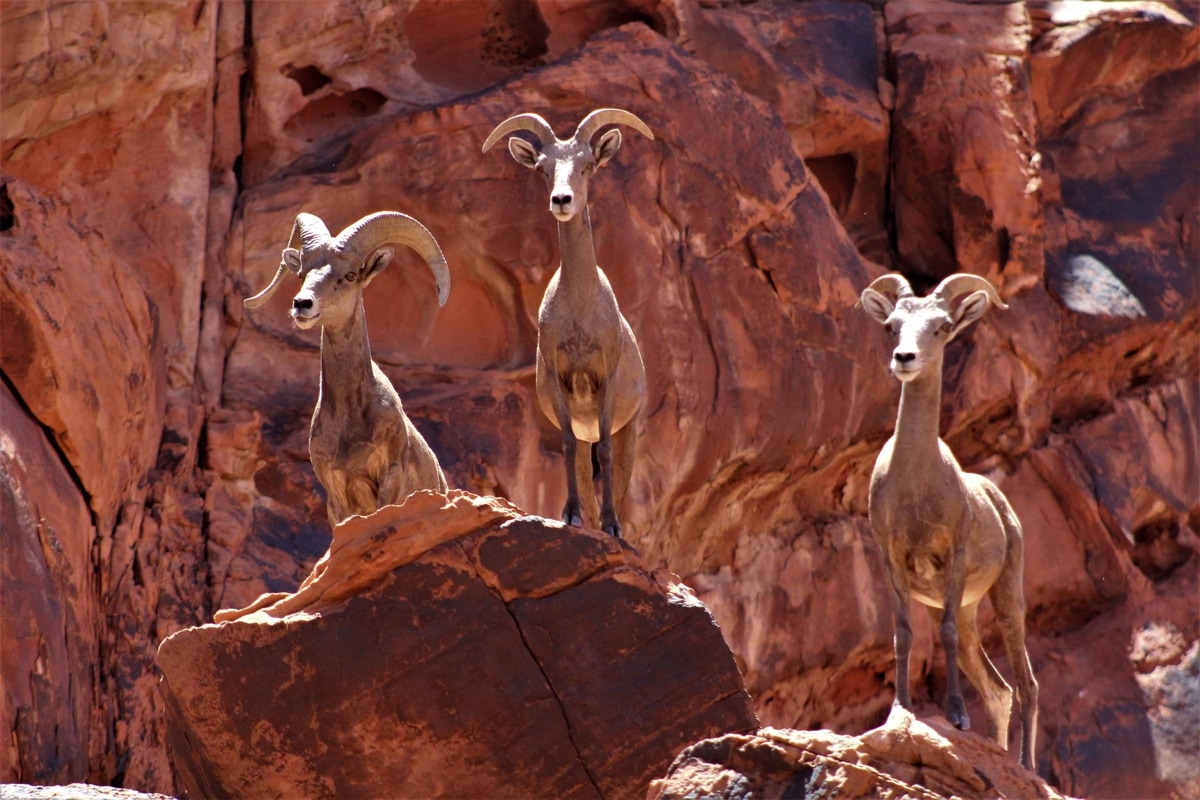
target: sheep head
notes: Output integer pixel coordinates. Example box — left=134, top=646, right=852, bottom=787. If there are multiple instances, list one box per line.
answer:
left=482, top=108, right=654, bottom=222
left=243, top=211, right=451, bottom=331
left=861, top=272, right=1007, bottom=382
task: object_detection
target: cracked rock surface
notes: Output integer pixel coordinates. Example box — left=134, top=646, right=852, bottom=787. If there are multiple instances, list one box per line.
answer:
left=157, top=491, right=757, bottom=800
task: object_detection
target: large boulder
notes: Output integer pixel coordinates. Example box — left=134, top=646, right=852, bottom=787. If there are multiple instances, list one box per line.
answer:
left=157, top=491, right=757, bottom=799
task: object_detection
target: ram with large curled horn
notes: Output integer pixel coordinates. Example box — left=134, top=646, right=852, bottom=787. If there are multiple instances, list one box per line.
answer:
left=483, top=108, right=653, bottom=538
left=244, top=211, right=452, bottom=527
left=859, top=271, right=1039, bottom=769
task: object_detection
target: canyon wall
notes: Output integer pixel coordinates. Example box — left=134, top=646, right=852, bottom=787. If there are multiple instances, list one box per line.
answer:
left=1, top=0, right=1197, bottom=797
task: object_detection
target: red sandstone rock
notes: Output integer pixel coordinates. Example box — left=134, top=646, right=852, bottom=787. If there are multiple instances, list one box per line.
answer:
left=240, top=0, right=680, bottom=187
left=649, top=711, right=1078, bottom=800
left=1, top=1, right=1196, bottom=797
left=0, top=178, right=163, bottom=537
left=158, top=491, right=757, bottom=799
left=885, top=0, right=1046, bottom=290
left=678, top=0, right=891, bottom=261
left=0, top=381, right=107, bottom=783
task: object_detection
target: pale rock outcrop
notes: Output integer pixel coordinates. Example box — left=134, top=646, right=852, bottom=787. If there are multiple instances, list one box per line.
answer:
left=0, top=786, right=175, bottom=800
left=649, top=711, right=1078, bottom=800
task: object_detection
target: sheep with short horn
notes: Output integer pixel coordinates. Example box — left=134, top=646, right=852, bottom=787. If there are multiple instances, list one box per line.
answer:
left=483, top=108, right=652, bottom=538
left=244, top=211, right=451, bottom=527
left=860, top=271, right=1039, bottom=768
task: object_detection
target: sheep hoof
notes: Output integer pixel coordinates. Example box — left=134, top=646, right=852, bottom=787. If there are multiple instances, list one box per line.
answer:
left=947, top=697, right=970, bottom=731
left=602, top=522, right=623, bottom=539
left=562, top=503, right=584, bottom=528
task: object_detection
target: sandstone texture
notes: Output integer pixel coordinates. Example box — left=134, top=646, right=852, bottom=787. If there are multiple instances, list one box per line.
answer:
left=157, top=491, right=756, bottom=799
left=1, top=0, right=1197, bottom=798
left=649, top=710, right=1078, bottom=800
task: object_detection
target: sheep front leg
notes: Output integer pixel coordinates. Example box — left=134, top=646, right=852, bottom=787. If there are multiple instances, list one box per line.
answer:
left=884, top=562, right=915, bottom=712
left=559, top=426, right=585, bottom=528
left=595, top=388, right=621, bottom=538
left=573, top=439, right=601, bottom=529
left=548, top=382, right=585, bottom=528
left=939, top=544, right=971, bottom=731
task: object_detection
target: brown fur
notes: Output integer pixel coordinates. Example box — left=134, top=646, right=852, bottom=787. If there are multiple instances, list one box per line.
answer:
left=484, top=110, right=652, bottom=537
left=861, top=272, right=1039, bottom=769
left=244, top=212, right=450, bottom=527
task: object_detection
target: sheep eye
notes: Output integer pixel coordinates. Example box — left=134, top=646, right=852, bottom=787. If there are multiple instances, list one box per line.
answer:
left=583, top=162, right=596, bottom=174
left=886, top=322, right=899, bottom=337
left=939, top=321, right=952, bottom=334
left=344, top=271, right=357, bottom=282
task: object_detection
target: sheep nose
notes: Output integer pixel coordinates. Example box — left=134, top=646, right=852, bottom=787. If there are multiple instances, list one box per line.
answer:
left=894, top=351, right=916, bottom=364
left=551, top=193, right=572, bottom=207
left=293, top=297, right=313, bottom=312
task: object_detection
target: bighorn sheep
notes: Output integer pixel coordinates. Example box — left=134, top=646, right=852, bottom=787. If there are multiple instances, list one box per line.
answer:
left=244, top=211, right=451, bottom=527
left=860, top=272, right=1039, bottom=769
left=482, top=108, right=651, bottom=538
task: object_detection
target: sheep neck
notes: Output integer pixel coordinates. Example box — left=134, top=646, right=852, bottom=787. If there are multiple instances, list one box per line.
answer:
left=317, top=299, right=374, bottom=416
left=892, top=369, right=944, bottom=470
left=556, top=207, right=601, bottom=289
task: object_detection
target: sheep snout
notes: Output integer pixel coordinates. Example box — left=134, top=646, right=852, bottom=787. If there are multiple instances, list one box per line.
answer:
left=291, top=294, right=320, bottom=328
left=551, top=194, right=576, bottom=220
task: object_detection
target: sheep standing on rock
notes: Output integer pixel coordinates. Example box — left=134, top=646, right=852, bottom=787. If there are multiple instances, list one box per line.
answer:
left=860, top=272, right=1039, bottom=769
left=483, top=108, right=651, bottom=539
left=244, top=211, right=451, bottom=527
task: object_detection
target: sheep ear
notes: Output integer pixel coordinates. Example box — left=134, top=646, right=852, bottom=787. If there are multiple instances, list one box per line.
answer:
left=282, top=247, right=303, bottom=274
left=508, top=137, right=540, bottom=169
left=360, top=247, right=394, bottom=287
left=860, top=288, right=895, bottom=325
left=950, top=290, right=990, bottom=338
left=593, top=129, right=622, bottom=167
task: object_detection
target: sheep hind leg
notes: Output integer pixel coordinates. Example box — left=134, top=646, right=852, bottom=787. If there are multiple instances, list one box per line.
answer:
left=943, top=602, right=1013, bottom=747
left=990, top=568, right=1039, bottom=769
left=573, top=438, right=601, bottom=530
left=610, top=421, right=636, bottom=530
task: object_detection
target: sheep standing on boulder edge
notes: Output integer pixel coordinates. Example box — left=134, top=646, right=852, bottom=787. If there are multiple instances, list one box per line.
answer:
left=244, top=211, right=451, bottom=527
left=483, top=108, right=651, bottom=539
left=860, top=272, right=1039, bottom=769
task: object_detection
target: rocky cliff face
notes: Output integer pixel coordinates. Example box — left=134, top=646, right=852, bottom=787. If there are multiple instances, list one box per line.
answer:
left=1, top=1, right=1197, bottom=798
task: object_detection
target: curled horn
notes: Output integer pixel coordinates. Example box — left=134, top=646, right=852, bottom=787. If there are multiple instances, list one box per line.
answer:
left=243, top=264, right=289, bottom=309
left=338, top=212, right=451, bottom=306
left=865, top=273, right=915, bottom=300
left=573, top=108, right=654, bottom=146
left=482, top=113, right=558, bottom=153
left=932, top=273, right=1008, bottom=310
left=243, top=214, right=332, bottom=309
